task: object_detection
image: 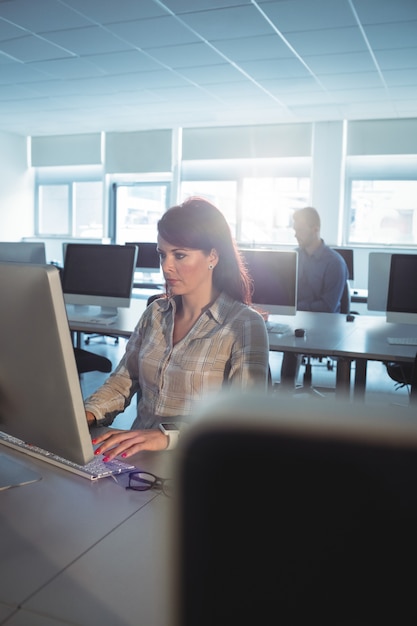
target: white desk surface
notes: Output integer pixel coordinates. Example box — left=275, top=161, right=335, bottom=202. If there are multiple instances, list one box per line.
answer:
left=68, top=298, right=417, bottom=398
left=267, top=311, right=417, bottom=363
left=267, top=311, right=357, bottom=356
left=0, top=442, right=174, bottom=626
left=67, top=296, right=150, bottom=339
left=334, top=314, right=417, bottom=362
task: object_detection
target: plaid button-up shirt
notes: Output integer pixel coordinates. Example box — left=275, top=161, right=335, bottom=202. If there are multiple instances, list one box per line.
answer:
left=84, top=292, right=269, bottom=429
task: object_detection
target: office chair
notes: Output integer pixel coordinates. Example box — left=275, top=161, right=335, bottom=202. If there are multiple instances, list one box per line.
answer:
left=84, top=333, right=119, bottom=345
left=295, top=280, right=351, bottom=397
left=73, top=347, right=112, bottom=376
left=174, top=393, right=417, bottom=626
left=384, top=351, right=417, bottom=405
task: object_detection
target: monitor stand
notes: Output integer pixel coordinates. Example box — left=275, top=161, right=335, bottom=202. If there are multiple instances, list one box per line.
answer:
left=98, top=306, right=118, bottom=319
left=66, top=305, right=118, bottom=323
left=0, top=453, right=42, bottom=491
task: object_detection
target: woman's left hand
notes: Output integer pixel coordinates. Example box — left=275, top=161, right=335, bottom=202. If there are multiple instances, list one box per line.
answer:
left=92, top=428, right=169, bottom=461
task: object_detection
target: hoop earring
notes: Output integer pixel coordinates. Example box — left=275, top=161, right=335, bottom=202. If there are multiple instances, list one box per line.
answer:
left=208, top=264, right=213, bottom=270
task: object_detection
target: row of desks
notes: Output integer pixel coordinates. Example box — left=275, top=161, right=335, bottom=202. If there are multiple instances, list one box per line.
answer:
left=68, top=295, right=417, bottom=401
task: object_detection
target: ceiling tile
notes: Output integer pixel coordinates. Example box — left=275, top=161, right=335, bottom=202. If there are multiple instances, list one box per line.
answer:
left=178, top=5, right=274, bottom=40
left=258, top=0, right=356, bottom=31
left=44, top=26, right=134, bottom=55
left=0, top=35, right=73, bottom=62
left=145, top=41, right=224, bottom=68
left=0, top=0, right=91, bottom=31
left=108, top=15, right=200, bottom=49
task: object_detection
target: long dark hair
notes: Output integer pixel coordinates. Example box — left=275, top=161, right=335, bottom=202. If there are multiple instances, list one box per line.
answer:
left=157, top=197, right=252, bottom=304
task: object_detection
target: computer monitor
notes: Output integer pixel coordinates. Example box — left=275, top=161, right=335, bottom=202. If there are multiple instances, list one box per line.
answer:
left=172, top=392, right=417, bottom=626
left=387, top=253, right=417, bottom=325
left=62, top=243, right=137, bottom=316
left=367, top=252, right=392, bottom=311
left=0, top=241, right=46, bottom=264
left=125, top=241, right=163, bottom=287
left=239, top=248, right=298, bottom=316
left=332, top=247, right=354, bottom=281
left=125, top=241, right=160, bottom=273
left=0, top=263, right=94, bottom=486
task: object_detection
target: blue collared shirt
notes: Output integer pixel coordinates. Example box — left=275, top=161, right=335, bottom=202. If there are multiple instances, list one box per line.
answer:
left=296, top=241, right=348, bottom=312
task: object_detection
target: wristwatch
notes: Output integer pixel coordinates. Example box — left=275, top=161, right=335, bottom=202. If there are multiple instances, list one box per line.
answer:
left=159, top=422, right=180, bottom=450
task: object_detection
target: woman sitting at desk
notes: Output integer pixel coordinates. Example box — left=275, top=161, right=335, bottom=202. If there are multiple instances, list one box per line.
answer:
left=85, top=197, right=270, bottom=458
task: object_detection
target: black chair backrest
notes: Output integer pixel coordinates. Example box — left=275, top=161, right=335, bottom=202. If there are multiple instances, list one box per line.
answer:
left=340, top=280, right=351, bottom=315
left=147, top=292, right=166, bottom=307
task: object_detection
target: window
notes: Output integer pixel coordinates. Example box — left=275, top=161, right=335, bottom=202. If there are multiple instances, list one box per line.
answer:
left=113, top=182, right=170, bottom=244
left=38, top=184, right=70, bottom=235
left=240, top=177, right=309, bottom=244
left=181, top=158, right=311, bottom=245
left=345, top=156, right=417, bottom=246
left=349, top=180, right=417, bottom=245
left=36, top=178, right=103, bottom=238
left=180, top=181, right=238, bottom=236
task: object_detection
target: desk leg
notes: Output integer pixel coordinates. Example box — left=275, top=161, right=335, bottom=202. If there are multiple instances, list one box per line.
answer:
left=353, top=358, right=367, bottom=402
left=71, top=330, right=82, bottom=348
left=336, top=358, right=352, bottom=400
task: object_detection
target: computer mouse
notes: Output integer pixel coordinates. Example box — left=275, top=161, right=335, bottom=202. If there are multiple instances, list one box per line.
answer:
left=346, top=314, right=355, bottom=322
left=294, top=328, right=306, bottom=338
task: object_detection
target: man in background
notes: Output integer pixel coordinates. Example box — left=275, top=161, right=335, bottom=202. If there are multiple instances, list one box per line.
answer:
left=280, top=206, right=349, bottom=388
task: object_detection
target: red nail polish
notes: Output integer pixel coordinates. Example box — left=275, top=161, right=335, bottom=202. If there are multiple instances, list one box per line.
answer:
left=91, top=438, right=97, bottom=444
left=103, top=456, right=110, bottom=463
left=94, top=448, right=100, bottom=455
left=121, top=453, right=127, bottom=458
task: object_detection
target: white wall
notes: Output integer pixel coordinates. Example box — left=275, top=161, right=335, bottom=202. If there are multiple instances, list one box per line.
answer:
left=0, top=132, right=33, bottom=240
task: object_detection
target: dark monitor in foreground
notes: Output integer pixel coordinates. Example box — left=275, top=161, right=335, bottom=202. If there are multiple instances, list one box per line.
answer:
left=62, top=243, right=137, bottom=316
left=0, top=241, right=46, bottom=264
left=239, top=248, right=298, bottom=316
left=332, top=247, right=354, bottom=280
left=173, top=393, right=417, bottom=626
left=0, top=263, right=94, bottom=485
left=387, top=253, right=417, bottom=325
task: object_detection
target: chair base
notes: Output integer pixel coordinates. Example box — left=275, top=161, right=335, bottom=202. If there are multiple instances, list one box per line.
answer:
left=85, top=334, right=119, bottom=345
left=294, top=384, right=327, bottom=398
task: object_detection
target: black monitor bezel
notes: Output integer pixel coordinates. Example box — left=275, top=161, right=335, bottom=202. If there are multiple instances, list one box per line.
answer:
left=239, top=248, right=298, bottom=316
left=125, top=241, right=160, bottom=271
left=62, top=243, right=137, bottom=299
left=386, top=253, right=417, bottom=323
